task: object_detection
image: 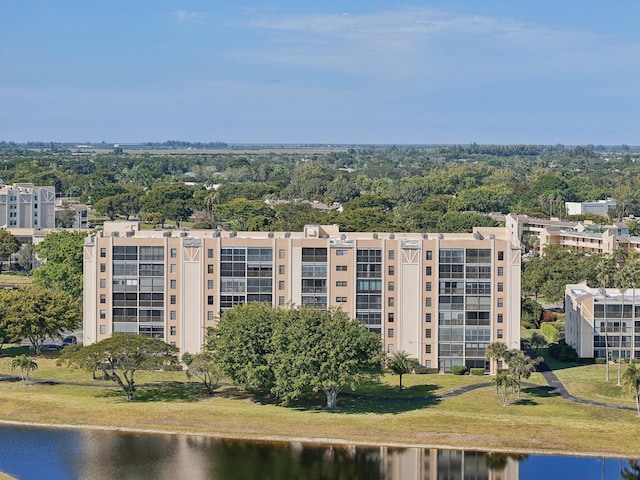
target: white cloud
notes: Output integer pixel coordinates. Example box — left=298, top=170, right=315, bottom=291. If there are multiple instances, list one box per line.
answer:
left=173, top=10, right=206, bottom=22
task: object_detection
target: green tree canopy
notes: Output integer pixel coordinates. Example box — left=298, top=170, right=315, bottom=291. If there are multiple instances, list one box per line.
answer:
left=0, top=230, right=20, bottom=272
left=59, top=334, right=179, bottom=401
left=387, top=350, right=419, bottom=391
left=32, top=230, right=86, bottom=298
left=1, top=286, right=81, bottom=355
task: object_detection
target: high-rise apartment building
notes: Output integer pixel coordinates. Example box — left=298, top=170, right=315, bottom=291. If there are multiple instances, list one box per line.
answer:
left=0, top=182, right=56, bottom=229
left=84, top=222, right=520, bottom=372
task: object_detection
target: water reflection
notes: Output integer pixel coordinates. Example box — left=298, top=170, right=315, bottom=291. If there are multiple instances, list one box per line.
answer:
left=0, top=425, right=636, bottom=480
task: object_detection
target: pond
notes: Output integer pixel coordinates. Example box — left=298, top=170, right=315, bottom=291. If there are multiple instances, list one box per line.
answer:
left=0, top=424, right=637, bottom=480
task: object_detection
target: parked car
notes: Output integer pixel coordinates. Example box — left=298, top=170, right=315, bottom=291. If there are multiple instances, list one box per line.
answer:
left=62, top=336, right=77, bottom=346
left=42, top=344, right=63, bottom=351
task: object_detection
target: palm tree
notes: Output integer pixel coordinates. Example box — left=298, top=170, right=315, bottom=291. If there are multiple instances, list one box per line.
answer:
left=596, top=257, right=616, bottom=382
left=387, top=350, right=418, bottom=391
left=622, top=363, right=640, bottom=417
left=504, top=349, right=542, bottom=398
left=493, top=372, right=516, bottom=406
left=485, top=341, right=508, bottom=378
left=10, top=354, right=38, bottom=386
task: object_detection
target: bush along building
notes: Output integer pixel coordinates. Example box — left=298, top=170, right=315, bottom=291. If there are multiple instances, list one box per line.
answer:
left=84, top=222, right=521, bottom=373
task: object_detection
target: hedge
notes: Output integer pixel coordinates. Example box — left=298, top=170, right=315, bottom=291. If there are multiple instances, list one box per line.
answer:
left=451, top=365, right=467, bottom=375
left=469, top=368, right=485, bottom=376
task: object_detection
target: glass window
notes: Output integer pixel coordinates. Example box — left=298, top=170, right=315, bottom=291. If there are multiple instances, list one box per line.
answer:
left=100, top=325, right=106, bottom=334
left=100, top=248, right=106, bottom=258
left=170, top=264, right=177, bottom=273
left=426, top=297, right=432, bottom=307
left=498, top=266, right=504, bottom=276
left=279, top=265, right=285, bottom=275
left=426, top=266, right=432, bottom=275
left=498, top=251, right=504, bottom=261
left=387, top=328, right=394, bottom=338
left=279, top=280, right=285, bottom=291
left=336, top=281, right=347, bottom=287
left=208, top=280, right=214, bottom=290
left=170, top=311, right=176, bottom=320
left=425, top=344, right=431, bottom=354
left=426, top=250, right=433, bottom=260
left=388, top=313, right=394, bottom=322
left=336, top=296, right=347, bottom=303
left=498, top=298, right=504, bottom=307
left=388, top=250, right=395, bottom=260
left=388, top=281, right=395, bottom=291
left=426, top=313, right=432, bottom=322
left=208, top=265, right=214, bottom=274
left=387, top=344, right=394, bottom=354
left=498, top=282, right=504, bottom=292
left=100, top=310, right=106, bottom=320
left=388, top=265, right=395, bottom=276
left=208, top=296, right=214, bottom=305
left=100, top=294, right=106, bottom=304
left=388, top=297, right=394, bottom=307
left=208, top=248, right=214, bottom=259
left=170, top=295, right=176, bottom=304
left=170, top=248, right=177, bottom=258
left=497, top=314, right=503, bottom=323
left=497, top=329, right=504, bottom=339
left=426, top=329, right=432, bottom=338
left=279, top=249, right=285, bottom=259
left=170, top=326, right=176, bottom=335
left=336, top=265, right=347, bottom=271
left=100, top=263, right=106, bottom=273
left=279, top=296, right=285, bottom=306
left=100, top=279, right=106, bottom=288
left=170, top=279, right=176, bottom=289
left=426, top=282, right=432, bottom=292
left=207, top=311, right=214, bottom=321
left=336, top=249, right=348, bottom=256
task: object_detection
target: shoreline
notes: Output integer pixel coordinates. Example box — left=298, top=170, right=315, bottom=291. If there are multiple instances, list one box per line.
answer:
left=0, top=418, right=632, bottom=460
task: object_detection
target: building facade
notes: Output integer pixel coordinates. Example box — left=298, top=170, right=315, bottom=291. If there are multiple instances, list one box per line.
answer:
left=0, top=182, right=56, bottom=229
left=565, top=199, right=616, bottom=217
left=84, top=222, right=521, bottom=372
left=565, top=282, right=639, bottom=360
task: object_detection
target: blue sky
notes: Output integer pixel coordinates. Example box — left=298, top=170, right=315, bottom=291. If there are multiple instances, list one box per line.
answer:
left=2, top=1, right=639, bottom=145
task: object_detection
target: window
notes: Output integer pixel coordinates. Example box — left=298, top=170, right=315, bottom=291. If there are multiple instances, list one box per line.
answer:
left=336, top=249, right=348, bottom=256
left=208, top=265, right=214, bottom=274
left=388, top=281, right=395, bottom=291
left=388, top=313, right=394, bottom=323
left=100, top=294, right=106, bottom=304
left=100, top=248, right=106, bottom=258
left=170, top=311, right=177, bottom=320
left=497, top=329, right=504, bottom=339
left=336, top=296, right=347, bottom=303
left=426, top=297, right=432, bottom=307
left=426, top=250, right=433, bottom=260
left=279, top=265, right=285, bottom=275
left=279, top=249, right=285, bottom=259
left=387, top=344, right=394, bottom=354
left=497, top=282, right=504, bottom=292
left=336, top=265, right=347, bottom=271
left=388, top=297, right=395, bottom=307
left=170, top=264, right=177, bottom=274
left=170, top=295, right=176, bottom=305
left=497, top=313, right=504, bottom=323
left=388, top=250, right=395, bottom=260
left=387, top=328, right=394, bottom=338
left=336, top=281, right=347, bottom=287
left=426, top=266, right=432, bottom=276
left=170, top=326, right=176, bottom=335
left=497, top=298, right=504, bottom=307
left=279, top=296, right=285, bottom=306
left=208, top=248, right=214, bottom=259
left=425, top=313, right=432, bottom=322
left=208, top=280, right=214, bottom=290
left=100, top=310, right=106, bottom=320
left=388, top=265, right=395, bottom=276
left=498, top=251, right=504, bottom=261
left=498, top=266, right=504, bottom=277
left=425, top=344, right=431, bottom=354
left=100, top=263, right=106, bottom=273
left=100, top=279, right=106, bottom=288
left=100, top=325, right=106, bottom=335
left=170, top=279, right=176, bottom=289
left=208, top=296, right=214, bottom=305
left=207, top=311, right=214, bottom=321
left=279, top=280, right=285, bottom=291
left=170, top=248, right=177, bottom=258
left=426, top=282, right=432, bottom=292
left=426, top=329, right=432, bottom=339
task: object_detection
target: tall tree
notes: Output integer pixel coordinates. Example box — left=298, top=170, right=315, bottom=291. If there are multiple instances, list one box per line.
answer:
left=2, top=286, right=81, bottom=355
left=59, top=334, right=178, bottom=401
left=504, top=349, right=542, bottom=398
left=207, top=303, right=282, bottom=390
left=269, top=307, right=383, bottom=409
left=32, top=230, right=86, bottom=298
left=485, top=342, right=509, bottom=379
left=0, top=230, right=20, bottom=272
left=622, top=363, right=640, bottom=417
left=182, top=351, right=221, bottom=395
left=596, top=256, right=617, bottom=382
left=387, top=350, right=418, bottom=391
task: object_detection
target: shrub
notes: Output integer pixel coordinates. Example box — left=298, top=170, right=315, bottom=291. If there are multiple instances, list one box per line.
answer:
left=521, top=298, right=543, bottom=328
left=541, top=310, right=558, bottom=323
left=548, top=340, right=579, bottom=362
left=469, top=368, right=485, bottom=376
left=451, top=365, right=467, bottom=375
left=413, top=367, right=439, bottom=375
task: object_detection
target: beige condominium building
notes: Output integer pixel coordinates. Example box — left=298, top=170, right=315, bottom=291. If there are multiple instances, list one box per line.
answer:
left=565, top=282, right=640, bottom=360
left=0, top=182, right=56, bottom=229
left=84, top=222, right=521, bottom=372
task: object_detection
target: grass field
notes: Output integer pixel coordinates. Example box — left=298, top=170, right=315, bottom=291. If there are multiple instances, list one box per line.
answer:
left=1, top=346, right=639, bottom=457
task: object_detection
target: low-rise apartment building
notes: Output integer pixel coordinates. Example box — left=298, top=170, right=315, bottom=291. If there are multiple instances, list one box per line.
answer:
left=565, top=282, right=639, bottom=360
left=0, top=182, right=56, bottom=229
left=84, top=222, right=521, bottom=372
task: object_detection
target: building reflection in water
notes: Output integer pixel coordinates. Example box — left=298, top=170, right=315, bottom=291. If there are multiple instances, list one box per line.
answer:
left=75, top=430, right=520, bottom=480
